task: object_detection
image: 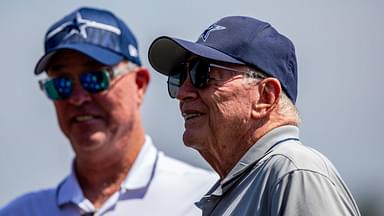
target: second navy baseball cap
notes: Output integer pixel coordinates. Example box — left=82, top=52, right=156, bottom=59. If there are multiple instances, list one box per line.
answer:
left=34, top=7, right=141, bottom=74
left=148, top=16, right=298, bottom=103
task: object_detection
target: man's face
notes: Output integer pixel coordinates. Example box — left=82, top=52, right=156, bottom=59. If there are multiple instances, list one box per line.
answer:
left=176, top=60, right=258, bottom=156
left=46, top=50, right=146, bottom=160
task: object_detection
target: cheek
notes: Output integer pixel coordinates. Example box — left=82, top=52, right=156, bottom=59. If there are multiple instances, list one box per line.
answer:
left=209, top=86, right=253, bottom=124
left=211, top=101, right=248, bottom=128
left=101, top=84, right=137, bottom=125
left=111, top=99, right=136, bottom=123
left=53, top=102, right=70, bottom=133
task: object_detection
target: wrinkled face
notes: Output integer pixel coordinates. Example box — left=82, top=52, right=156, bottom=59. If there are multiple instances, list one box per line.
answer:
left=46, top=50, right=141, bottom=160
left=176, top=60, right=258, bottom=155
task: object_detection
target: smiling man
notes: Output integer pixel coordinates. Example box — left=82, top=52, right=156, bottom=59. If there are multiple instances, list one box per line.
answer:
left=0, top=7, right=216, bottom=216
left=148, top=16, right=361, bottom=215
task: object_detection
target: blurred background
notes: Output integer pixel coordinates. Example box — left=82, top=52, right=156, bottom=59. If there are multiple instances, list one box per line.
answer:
left=0, top=0, right=383, bottom=215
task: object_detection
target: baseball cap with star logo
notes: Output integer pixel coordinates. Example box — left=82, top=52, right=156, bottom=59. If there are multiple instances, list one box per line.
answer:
left=34, top=7, right=141, bottom=74
left=148, top=16, right=298, bottom=103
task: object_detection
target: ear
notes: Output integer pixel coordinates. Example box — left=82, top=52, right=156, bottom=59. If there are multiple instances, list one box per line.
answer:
left=134, top=67, right=151, bottom=105
left=251, top=78, right=281, bottom=119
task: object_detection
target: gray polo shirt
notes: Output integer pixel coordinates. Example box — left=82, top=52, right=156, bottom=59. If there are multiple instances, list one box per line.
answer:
left=196, top=125, right=361, bottom=216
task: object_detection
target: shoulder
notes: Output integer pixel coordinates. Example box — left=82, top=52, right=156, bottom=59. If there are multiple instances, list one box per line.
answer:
left=0, top=189, right=56, bottom=215
left=157, top=152, right=218, bottom=179
left=256, top=142, right=360, bottom=215
left=152, top=152, right=218, bottom=202
left=253, top=140, right=344, bottom=190
left=155, top=152, right=218, bottom=188
left=265, top=140, right=334, bottom=177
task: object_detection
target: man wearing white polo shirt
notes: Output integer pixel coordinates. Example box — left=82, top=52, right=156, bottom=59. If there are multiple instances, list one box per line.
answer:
left=0, top=7, right=216, bottom=216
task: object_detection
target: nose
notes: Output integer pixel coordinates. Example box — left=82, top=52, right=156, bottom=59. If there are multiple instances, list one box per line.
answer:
left=176, top=75, right=198, bottom=101
left=67, top=83, right=91, bottom=106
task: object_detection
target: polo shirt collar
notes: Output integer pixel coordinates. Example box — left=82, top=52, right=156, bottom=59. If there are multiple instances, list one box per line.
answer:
left=56, top=135, right=158, bottom=207
left=210, top=125, right=300, bottom=196
left=56, top=162, right=95, bottom=211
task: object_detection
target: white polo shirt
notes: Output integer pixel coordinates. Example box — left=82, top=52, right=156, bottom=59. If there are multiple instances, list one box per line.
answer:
left=0, top=135, right=218, bottom=215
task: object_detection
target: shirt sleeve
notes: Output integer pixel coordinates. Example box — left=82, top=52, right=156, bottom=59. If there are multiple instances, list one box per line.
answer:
left=270, top=170, right=360, bottom=216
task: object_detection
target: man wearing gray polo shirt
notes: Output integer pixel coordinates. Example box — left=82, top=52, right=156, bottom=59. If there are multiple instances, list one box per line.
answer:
left=148, top=16, right=361, bottom=215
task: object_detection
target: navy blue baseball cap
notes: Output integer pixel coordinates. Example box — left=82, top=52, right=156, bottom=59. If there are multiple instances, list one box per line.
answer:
left=34, top=7, right=141, bottom=74
left=148, top=16, right=298, bottom=103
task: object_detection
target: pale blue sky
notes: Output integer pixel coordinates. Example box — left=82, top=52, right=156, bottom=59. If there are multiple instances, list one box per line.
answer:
left=0, top=0, right=383, bottom=214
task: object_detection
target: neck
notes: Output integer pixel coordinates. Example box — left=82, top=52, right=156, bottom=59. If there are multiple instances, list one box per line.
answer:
left=201, top=114, right=298, bottom=179
left=199, top=124, right=260, bottom=179
left=75, top=162, right=130, bottom=208
left=75, top=125, right=146, bottom=208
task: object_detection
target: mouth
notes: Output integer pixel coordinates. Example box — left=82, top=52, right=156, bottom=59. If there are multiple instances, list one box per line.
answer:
left=71, top=114, right=101, bottom=123
left=182, top=111, right=204, bottom=121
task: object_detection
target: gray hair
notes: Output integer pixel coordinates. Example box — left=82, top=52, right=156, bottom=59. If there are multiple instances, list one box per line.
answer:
left=244, top=69, right=267, bottom=81
left=111, top=61, right=139, bottom=78
left=277, top=91, right=300, bottom=124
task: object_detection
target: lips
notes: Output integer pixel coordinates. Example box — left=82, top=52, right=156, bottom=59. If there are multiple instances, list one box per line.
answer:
left=71, top=114, right=103, bottom=123
left=181, top=110, right=205, bottom=121
left=180, top=101, right=206, bottom=122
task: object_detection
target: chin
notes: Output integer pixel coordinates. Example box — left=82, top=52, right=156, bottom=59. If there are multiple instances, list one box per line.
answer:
left=71, top=132, right=108, bottom=151
left=183, top=133, right=204, bottom=150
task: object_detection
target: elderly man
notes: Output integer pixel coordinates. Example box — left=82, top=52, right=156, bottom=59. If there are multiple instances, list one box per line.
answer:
left=148, top=16, right=361, bottom=215
left=0, top=7, right=216, bottom=216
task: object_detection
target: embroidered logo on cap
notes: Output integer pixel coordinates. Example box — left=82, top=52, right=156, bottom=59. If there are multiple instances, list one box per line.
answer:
left=200, top=24, right=226, bottom=42
left=46, top=12, right=121, bottom=40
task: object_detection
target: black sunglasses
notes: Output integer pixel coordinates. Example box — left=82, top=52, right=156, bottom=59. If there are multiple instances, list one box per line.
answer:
left=39, top=65, right=132, bottom=101
left=167, top=60, right=256, bottom=98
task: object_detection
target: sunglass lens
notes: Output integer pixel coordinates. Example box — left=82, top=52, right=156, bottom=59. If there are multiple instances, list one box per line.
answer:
left=43, top=77, right=72, bottom=100
left=168, top=73, right=181, bottom=98
left=81, top=71, right=110, bottom=93
left=167, top=63, right=189, bottom=98
left=190, top=60, right=209, bottom=88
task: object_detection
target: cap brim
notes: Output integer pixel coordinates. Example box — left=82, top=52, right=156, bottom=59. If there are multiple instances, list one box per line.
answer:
left=148, top=36, right=244, bottom=76
left=34, top=43, right=124, bottom=74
